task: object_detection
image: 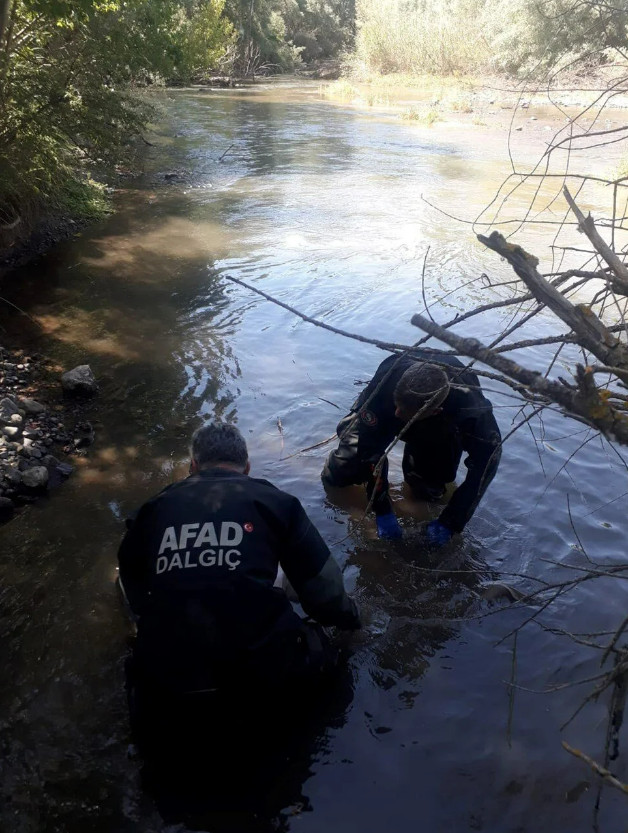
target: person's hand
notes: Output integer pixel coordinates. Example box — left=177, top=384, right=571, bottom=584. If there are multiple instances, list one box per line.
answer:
left=425, top=519, right=453, bottom=547
left=376, top=512, right=403, bottom=539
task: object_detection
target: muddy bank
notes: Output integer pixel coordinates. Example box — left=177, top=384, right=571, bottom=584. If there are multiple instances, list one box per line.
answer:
left=0, top=214, right=96, bottom=281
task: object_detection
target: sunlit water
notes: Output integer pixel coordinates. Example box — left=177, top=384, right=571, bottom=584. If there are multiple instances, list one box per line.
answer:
left=1, top=80, right=628, bottom=832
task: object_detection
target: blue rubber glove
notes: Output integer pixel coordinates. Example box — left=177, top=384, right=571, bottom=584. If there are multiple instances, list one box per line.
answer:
left=376, top=512, right=403, bottom=540
left=425, top=519, right=453, bottom=547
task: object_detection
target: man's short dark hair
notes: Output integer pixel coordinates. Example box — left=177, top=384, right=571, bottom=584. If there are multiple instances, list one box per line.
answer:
left=394, top=363, right=450, bottom=413
left=191, top=422, right=249, bottom=470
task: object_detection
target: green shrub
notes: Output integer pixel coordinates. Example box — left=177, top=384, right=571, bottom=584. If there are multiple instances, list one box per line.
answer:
left=0, top=0, right=235, bottom=251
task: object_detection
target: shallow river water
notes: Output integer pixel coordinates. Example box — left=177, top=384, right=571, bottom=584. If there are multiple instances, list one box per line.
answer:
left=2, top=80, right=628, bottom=832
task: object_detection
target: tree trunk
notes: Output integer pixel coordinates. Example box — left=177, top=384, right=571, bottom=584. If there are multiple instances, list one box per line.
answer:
left=0, top=0, right=12, bottom=49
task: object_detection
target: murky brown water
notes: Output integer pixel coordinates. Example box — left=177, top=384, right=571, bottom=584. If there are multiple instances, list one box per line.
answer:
left=2, top=80, right=628, bottom=832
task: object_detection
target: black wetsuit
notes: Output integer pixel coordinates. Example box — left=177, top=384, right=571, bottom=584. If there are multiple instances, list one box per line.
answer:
left=118, top=468, right=360, bottom=695
left=322, top=350, right=501, bottom=533
left=118, top=468, right=360, bottom=812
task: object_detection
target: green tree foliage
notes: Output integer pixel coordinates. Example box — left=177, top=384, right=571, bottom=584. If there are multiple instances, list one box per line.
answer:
left=351, top=0, right=628, bottom=77
left=223, top=0, right=354, bottom=74
left=171, top=0, right=236, bottom=81
left=0, top=0, right=234, bottom=247
left=282, top=0, right=354, bottom=62
left=489, top=0, right=628, bottom=73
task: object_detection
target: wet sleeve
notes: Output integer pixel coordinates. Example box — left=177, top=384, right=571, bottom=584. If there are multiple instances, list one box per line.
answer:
left=117, top=505, right=152, bottom=617
left=438, top=409, right=502, bottom=533
left=354, top=405, right=398, bottom=510
left=279, top=499, right=361, bottom=630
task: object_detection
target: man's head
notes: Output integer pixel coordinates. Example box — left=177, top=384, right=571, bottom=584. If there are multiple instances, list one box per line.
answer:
left=393, top=363, right=450, bottom=423
left=190, top=422, right=250, bottom=474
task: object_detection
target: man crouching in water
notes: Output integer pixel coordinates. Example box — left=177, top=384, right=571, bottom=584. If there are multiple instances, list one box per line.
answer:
left=322, top=350, right=502, bottom=544
left=118, top=422, right=360, bottom=819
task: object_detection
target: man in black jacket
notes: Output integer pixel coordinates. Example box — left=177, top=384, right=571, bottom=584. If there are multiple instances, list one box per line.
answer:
left=322, top=350, right=501, bottom=544
left=119, top=422, right=360, bottom=700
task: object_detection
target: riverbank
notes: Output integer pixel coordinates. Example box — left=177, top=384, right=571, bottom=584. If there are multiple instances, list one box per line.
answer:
left=0, top=214, right=96, bottom=280
left=0, top=175, right=113, bottom=281
left=0, top=344, right=99, bottom=523
left=322, top=66, right=628, bottom=126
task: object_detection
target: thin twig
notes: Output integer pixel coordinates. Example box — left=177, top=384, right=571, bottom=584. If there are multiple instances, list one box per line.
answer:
left=562, top=742, right=628, bottom=795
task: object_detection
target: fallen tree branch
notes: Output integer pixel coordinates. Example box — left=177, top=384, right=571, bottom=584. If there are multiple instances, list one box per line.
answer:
left=476, top=231, right=628, bottom=385
left=410, top=313, right=628, bottom=445
left=563, top=185, right=628, bottom=292
left=223, top=274, right=419, bottom=353
left=562, top=741, right=628, bottom=795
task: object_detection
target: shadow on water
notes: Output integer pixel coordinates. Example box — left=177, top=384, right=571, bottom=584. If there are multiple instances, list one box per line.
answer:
left=133, top=662, right=357, bottom=833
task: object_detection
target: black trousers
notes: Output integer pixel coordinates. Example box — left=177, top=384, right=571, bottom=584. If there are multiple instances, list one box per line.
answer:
left=322, top=414, right=393, bottom=514
left=125, top=621, right=340, bottom=819
left=323, top=413, right=462, bottom=508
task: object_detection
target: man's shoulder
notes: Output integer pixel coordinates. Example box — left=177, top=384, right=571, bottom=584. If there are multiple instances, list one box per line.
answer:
left=246, top=475, right=299, bottom=504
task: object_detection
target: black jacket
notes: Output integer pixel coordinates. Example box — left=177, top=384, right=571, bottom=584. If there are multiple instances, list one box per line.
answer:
left=352, top=350, right=501, bottom=532
left=118, top=468, right=359, bottom=689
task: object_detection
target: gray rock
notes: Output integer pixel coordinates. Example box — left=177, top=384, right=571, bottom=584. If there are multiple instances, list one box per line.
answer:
left=2, top=426, right=21, bottom=438
left=4, top=471, right=20, bottom=488
left=61, top=365, right=98, bottom=396
left=20, top=398, right=46, bottom=415
left=9, top=414, right=23, bottom=426
left=0, top=397, right=19, bottom=421
left=0, top=497, right=14, bottom=521
left=47, top=459, right=73, bottom=488
left=20, top=467, right=49, bottom=491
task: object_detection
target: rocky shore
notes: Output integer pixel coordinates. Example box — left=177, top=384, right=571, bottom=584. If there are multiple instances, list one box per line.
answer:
left=0, top=347, right=98, bottom=523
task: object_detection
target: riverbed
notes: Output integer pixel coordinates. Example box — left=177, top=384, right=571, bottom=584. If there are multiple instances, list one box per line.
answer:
left=1, top=79, right=628, bottom=832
